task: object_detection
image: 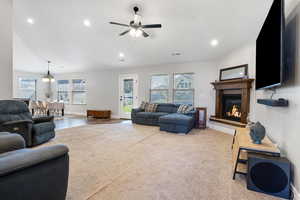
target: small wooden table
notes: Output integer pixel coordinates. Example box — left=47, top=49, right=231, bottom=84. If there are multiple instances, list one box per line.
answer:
left=87, top=110, right=111, bottom=119
left=232, top=128, right=280, bottom=180
left=195, top=107, right=207, bottom=129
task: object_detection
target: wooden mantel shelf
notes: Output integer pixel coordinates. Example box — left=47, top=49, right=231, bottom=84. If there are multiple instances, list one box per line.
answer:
left=211, top=79, right=255, bottom=90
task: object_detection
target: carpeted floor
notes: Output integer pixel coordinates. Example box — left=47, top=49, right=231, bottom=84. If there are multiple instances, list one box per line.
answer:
left=45, top=122, right=280, bottom=200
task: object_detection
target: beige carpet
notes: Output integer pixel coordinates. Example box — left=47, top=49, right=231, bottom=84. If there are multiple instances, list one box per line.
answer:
left=45, top=123, right=280, bottom=200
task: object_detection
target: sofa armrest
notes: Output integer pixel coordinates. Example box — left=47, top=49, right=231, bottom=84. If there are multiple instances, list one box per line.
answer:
left=0, top=120, right=33, bottom=147
left=185, top=110, right=197, bottom=117
left=1, top=120, right=33, bottom=126
left=0, top=144, right=69, bottom=176
left=33, top=116, right=54, bottom=124
left=0, top=133, right=25, bottom=154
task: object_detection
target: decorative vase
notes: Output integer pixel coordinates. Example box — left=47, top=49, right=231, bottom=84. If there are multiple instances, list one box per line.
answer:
left=250, top=122, right=266, bottom=144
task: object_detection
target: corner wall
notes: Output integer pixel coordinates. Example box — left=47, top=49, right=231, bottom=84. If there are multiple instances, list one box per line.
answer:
left=0, top=0, right=13, bottom=99
left=217, top=1, right=300, bottom=194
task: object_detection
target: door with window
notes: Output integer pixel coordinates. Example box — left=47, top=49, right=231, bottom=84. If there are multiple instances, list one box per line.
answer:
left=119, top=74, right=138, bottom=119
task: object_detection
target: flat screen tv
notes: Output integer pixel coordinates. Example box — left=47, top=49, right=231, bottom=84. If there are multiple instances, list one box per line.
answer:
left=256, top=0, right=285, bottom=90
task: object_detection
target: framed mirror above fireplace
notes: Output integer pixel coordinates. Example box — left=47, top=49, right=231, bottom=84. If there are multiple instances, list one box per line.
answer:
left=219, top=64, right=248, bottom=81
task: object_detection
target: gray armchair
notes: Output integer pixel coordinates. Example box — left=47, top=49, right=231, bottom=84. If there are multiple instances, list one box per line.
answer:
left=0, top=100, right=55, bottom=147
left=0, top=132, right=69, bottom=200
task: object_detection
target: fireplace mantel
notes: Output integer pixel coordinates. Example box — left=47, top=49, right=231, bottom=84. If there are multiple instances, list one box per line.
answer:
left=210, top=79, right=254, bottom=127
left=211, top=79, right=254, bottom=90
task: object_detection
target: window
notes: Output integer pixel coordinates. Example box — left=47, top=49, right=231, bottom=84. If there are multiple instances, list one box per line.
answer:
left=57, top=80, right=70, bottom=103
left=173, top=73, right=194, bottom=105
left=18, top=78, right=37, bottom=100
left=150, top=74, right=169, bottom=103
left=72, top=79, right=87, bottom=105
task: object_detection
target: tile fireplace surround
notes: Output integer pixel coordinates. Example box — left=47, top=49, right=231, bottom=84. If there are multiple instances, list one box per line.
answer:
left=210, top=79, right=254, bottom=127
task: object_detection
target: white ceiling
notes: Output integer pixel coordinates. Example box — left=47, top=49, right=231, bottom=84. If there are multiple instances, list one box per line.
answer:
left=14, top=0, right=276, bottom=73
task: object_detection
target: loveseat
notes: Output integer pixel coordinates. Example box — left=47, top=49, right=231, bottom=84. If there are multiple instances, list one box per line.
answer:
left=131, top=103, right=196, bottom=134
left=0, top=132, right=69, bottom=200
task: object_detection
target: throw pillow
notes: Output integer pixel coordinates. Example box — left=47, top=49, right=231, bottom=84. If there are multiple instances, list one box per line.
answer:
left=177, top=104, right=194, bottom=114
left=145, top=103, right=158, bottom=112
left=140, top=101, right=148, bottom=110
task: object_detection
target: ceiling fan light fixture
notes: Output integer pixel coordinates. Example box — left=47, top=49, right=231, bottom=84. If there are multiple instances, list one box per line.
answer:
left=130, top=28, right=142, bottom=37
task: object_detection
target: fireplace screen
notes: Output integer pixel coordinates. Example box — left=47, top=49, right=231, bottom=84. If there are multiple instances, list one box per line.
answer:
left=222, top=94, right=242, bottom=122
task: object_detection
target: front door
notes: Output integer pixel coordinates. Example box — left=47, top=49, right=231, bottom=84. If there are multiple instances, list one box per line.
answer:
left=119, top=74, right=138, bottom=119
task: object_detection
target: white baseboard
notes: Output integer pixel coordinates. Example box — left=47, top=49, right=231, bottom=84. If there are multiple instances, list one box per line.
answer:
left=64, top=112, right=85, bottom=116
left=292, top=184, right=300, bottom=200
left=111, top=115, right=120, bottom=119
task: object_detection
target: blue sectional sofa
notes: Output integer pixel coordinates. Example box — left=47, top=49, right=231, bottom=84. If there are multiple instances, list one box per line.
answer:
left=131, top=103, right=196, bottom=134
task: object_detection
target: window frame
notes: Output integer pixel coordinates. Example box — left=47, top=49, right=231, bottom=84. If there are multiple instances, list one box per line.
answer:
left=149, top=74, right=170, bottom=103
left=18, top=77, right=37, bottom=100
left=57, top=80, right=70, bottom=104
left=71, top=79, right=87, bottom=105
left=172, top=73, right=195, bottom=106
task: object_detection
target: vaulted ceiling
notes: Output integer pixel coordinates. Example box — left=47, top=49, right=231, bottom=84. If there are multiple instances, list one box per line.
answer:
left=14, top=0, right=277, bottom=73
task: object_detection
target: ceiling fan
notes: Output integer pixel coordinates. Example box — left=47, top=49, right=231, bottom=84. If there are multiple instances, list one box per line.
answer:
left=109, top=6, right=162, bottom=38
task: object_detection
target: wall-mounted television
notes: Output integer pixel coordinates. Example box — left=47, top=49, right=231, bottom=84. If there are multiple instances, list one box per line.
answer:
left=256, top=0, right=285, bottom=90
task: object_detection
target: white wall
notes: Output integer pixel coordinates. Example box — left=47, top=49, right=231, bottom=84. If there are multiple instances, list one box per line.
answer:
left=13, top=33, right=55, bottom=101
left=217, top=1, right=300, bottom=193
left=13, top=33, right=46, bottom=73
left=0, top=0, right=13, bottom=99
left=55, top=61, right=218, bottom=117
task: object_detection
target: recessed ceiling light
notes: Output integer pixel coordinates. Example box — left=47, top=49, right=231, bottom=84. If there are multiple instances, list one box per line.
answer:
left=119, top=53, right=125, bottom=58
left=83, top=19, right=91, bottom=27
left=210, top=39, right=219, bottom=47
left=27, top=18, right=35, bottom=25
left=119, top=52, right=125, bottom=62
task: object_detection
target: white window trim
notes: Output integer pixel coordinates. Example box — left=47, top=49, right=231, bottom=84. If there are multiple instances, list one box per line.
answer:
left=172, top=73, right=195, bottom=106
left=18, top=77, right=37, bottom=100
left=149, top=74, right=170, bottom=103
left=57, top=80, right=70, bottom=104
left=71, top=79, right=87, bottom=105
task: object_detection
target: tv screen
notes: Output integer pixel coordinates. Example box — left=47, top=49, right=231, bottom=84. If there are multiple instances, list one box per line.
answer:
left=256, top=0, right=285, bottom=90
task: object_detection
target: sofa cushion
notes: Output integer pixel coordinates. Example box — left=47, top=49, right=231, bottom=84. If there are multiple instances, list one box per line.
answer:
left=159, top=113, right=194, bottom=126
left=156, top=104, right=179, bottom=113
left=177, top=104, right=194, bottom=114
left=140, top=101, right=149, bottom=110
left=145, top=103, right=158, bottom=112
left=136, top=112, right=168, bottom=119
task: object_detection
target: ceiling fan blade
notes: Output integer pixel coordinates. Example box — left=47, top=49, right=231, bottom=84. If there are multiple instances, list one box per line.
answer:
left=142, top=30, right=149, bottom=38
left=142, top=24, right=162, bottom=29
left=109, top=22, right=129, bottom=27
left=119, top=30, right=130, bottom=36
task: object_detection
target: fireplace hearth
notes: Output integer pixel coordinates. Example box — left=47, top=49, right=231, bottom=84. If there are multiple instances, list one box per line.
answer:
left=210, top=79, right=254, bottom=127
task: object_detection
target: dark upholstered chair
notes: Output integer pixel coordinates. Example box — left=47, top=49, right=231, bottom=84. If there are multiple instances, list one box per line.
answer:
left=0, top=100, right=55, bottom=147
left=0, top=132, right=69, bottom=200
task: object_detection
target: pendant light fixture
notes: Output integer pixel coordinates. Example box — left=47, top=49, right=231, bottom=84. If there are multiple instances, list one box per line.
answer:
left=42, top=61, right=55, bottom=82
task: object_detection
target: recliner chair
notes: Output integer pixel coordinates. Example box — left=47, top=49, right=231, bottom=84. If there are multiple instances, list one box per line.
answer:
left=0, top=100, right=55, bottom=147
left=0, top=132, right=69, bottom=200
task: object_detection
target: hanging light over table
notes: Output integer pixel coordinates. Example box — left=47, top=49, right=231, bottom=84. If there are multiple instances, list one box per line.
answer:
left=42, top=61, right=55, bottom=82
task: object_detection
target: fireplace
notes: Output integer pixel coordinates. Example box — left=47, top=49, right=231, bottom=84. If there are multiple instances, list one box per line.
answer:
left=210, top=79, right=254, bottom=127
left=222, top=94, right=242, bottom=122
